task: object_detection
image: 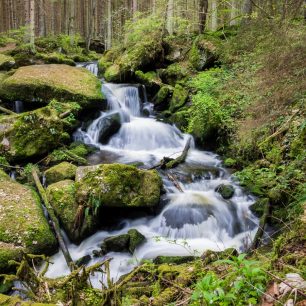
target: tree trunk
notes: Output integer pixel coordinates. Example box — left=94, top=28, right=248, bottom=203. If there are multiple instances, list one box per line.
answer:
left=106, top=0, right=112, bottom=50
left=211, top=0, right=218, bottom=31
left=199, top=0, right=208, bottom=33
left=230, top=0, right=238, bottom=25
left=166, top=0, right=174, bottom=35
left=69, top=0, right=75, bottom=45
left=29, top=0, right=35, bottom=51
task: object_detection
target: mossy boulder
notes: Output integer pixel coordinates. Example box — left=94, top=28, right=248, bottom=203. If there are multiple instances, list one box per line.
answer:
left=159, top=63, right=189, bottom=86
left=97, top=56, right=112, bottom=74
left=0, top=54, right=15, bottom=71
left=153, top=256, right=196, bottom=265
left=153, top=85, right=174, bottom=111
left=76, top=163, right=163, bottom=208
left=0, top=293, right=56, bottom=305
left=0, top=170, right=57, bottom=272
left=96, top=112, right=121, bottom=144
left=0, top=64, right=104, bottom=108
left=135, top=70, right=162, bottom=90
left=104, top=64, right=121, bottom=82
left=44, top=162, right=77, bottom=185
left=0, top=101, right=80, bottom=161
left=168, top=109, right=189, bottom=130
left=47, top=180, right=95, bottom=243
left=201, top=248, right=238, bottom=264
left=128, top=229, right=146, bottom=253
left=215, top=184, right=235, bottom=199
left=169, top=84, right=188, bottom=112
left=189, top=36, right=218, bottom=71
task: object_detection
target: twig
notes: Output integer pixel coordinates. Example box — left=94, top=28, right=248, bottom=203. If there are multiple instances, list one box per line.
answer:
left=167, top=173, right=184, bottom=192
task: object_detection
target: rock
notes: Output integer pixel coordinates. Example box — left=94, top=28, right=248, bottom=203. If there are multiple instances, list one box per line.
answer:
left=97, top=56, right=112, bottom=74
left=76, top=163, right=162, bottom=209
left=135, top=70, right=162, bottom=90
left=44, top=162, right=77, bottom=185
left=169, top=84, right=188, bottom=112
left=168, top=109, right=189, bottom=130
left=0, top=64, right=104, bottom=108
left=153, top=256, right=196, bottom=265
left=101, top=234, right=130, bottom=253
left=215, top=184, right=235, bottom=199
left=104, top=64, right=121, bottom=82
left=0, top=101, right=80, bottom=161
left=250, top=198, right=269, bottom=217
left=0, top=54, right=15, bottom=71
left=0, top=293, right=57, bottom=305
left=96, top=112, right=121, bottom=144
left=201, top=248, right=238, bottom=264
left=75, top=254, right=91, bottom=267
left=153, top=85, right=174, bottom=111
left=189, top=36, right=218, bottom=71
left=75, top=165, right=100, bottom=182
left=159, top=63, right=188, bottom=86
left=47, top=180, right=95, bottom=243
left=0, top=170, right=57, bottom=272
left=128, top=229, right=146, bottom=253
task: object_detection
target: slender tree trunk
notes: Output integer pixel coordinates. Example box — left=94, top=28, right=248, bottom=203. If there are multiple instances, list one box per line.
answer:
left=106, top=0, right=112, bottom=50
left=230, top=0, right=238, bottom=25
left=166, top=0, right=174, bottom=35
left=211, top=0, right=218, bottom=31
left=199, top=0, right=208, bottom=33
left=69, top=0, right=75, bottom=45
left=243, top=0, right=253, bottom=18
left=29, top=0, right=35, bottom=51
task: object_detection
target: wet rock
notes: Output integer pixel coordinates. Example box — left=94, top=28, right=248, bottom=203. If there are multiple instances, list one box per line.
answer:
left=75, top=254, right=91, bottom=267
left=128, top=229, right=146, bottom=253
left=47, top=180, right=96, bottom=243
left=104, top=64, right=121, bottom=82
left=169, top=84, right=188, bottom=112
left=0, top=101, right=80, bottom=162
left=76, top=163, right=163, bottom=208
left=97, top=112, right=121, bottom=144
left=92, top=249, right=103, bottom=257
left=201, top=248, right=238, bottom=264
left=135, top=70, right=161, bottom=91
left=101, top=234, right=130, bottom=253
left=153, top=256, right=196, bottom=265
left=153, top=85, right=174, bottom=111
left=250, top=198, right=269, bottom=217
left=44, top=162, right=77, bottom=185
left=0, top=170, right=57, bottom=272
left=0, top=64, right=104, bottom=108
left=0, top=54, right=15, bottom=71
left=215, top=184, right=235, bottom=199
left=159, top=63, right=188, bottom=86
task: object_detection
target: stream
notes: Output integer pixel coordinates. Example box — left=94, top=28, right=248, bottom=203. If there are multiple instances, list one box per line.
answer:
left=46, top=63, right=258, bottom=287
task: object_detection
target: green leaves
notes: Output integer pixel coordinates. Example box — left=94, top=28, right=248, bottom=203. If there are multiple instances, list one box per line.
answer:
left=191, top=255, right=267, bottom=305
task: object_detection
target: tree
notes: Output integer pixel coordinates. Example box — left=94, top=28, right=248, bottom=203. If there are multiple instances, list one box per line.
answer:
left=211, top=0, right=218, bottom=31
left=106, top=0, right=112, bottom=50
left=199, top=0, right=209, bottom=33
left=166, top=0, right=174, bottom=35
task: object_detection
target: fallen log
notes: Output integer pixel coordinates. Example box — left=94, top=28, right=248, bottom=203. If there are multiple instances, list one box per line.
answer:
left=32, top=169, right=75, bottom=271
left=0, top=105, right=16, bottom=115
left=149, top=137, right=192, bottom=170
left=167, top=173, right=184, bottom=192
left=250, top=199, right=270, bottom=250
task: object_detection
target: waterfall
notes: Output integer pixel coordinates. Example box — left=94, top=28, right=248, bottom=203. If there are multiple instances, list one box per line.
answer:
left=13, top=101, right=24, bottom=113
left=77, top=62, right=98, bottom=76
left=48, top=77, right=258, bottom=287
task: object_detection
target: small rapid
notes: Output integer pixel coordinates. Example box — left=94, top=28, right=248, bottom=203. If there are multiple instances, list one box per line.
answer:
left=46, top=64, right=258, bottom=286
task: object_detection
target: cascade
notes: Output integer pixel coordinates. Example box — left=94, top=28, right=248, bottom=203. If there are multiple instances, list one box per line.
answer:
left=47, top=70, right=258, bottom=287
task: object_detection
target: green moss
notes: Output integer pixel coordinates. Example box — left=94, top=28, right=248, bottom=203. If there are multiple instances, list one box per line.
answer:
left=97, top=56, right=112, bottom=74
left=153, top=256, right=195, bottom=265
left=37, top=52, right=75, bottom=66
left=76, top=163, right=162, bottom=208
left=0, top=54, right=15, bottom=71
left=47, top=180, right=95, bottom=242
left=44, top=162, right=77, bottom=185
left=0, top=175, right=57, bottom=268
left=0, top=101, right=80, bottom=161
left=0, top=64, right=104, bottom=107
left=104, top=64, right=121, bottom=82
left=160, top=63, right=189, bottom=86
left=169, top=84, right=188, bottom=112
left=0, top=242, right=23, bottom=273
left=135, top=70, right=161, bottom=88
left=0, top=293, right=56, bottom=305
left=224, top=158, right=237, bottom=167
left=168, top=109, right=189, bottom=131
left=128, top=229, right=146, bottom=253
left=153, top=85, right=173, bottom=108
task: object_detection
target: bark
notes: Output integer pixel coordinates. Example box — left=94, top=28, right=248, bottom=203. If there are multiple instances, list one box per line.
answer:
left=230, top=0, right=238, bottom=25
left=106, top=0, right=112, bottom=50
left=166, top=0, right=174, bottom=35
left=0, top=105, right=16, bottom=115
left=199, top=0, right=209, bottom=33
left=211, top=0, right=218, bottom=31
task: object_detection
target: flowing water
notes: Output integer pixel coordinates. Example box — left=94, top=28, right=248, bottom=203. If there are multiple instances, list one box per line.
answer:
left=46, top=64, right=258, bottom=287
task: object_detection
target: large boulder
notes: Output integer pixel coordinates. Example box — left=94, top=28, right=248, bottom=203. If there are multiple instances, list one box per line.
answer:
left=95, top=112, right=121, bottom=144
left=47, top=180, right=95, bottom=243
left=0, top=170, right=57, bottom=272
left=44, top=162, right=77, bottom=185
left=169, top=84, right=188, bottom=113
left=0, top=64, right=104, bottom=108
left=76, top=163, right=163, bottom=208
left=0, top=54, right=15, bottom=71
left=215, top=184, right=235, bottom=199
left=0, top=101, right=80, bottom=161
left=159, top=63, right=188, bottom=86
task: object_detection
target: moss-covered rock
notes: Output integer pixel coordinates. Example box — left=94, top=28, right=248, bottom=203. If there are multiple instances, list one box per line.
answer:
left=0, top=64, right=104, bottom=107
left=135, top=70, right=162, bottom=90
left=101, top=234, right=130, bottom=253
left=215, top=184, right=235, bottom=199
left=153, top=256, right=196, bottom=265
left=0, top=171, right=57, bottom=272
left=0, top=54, right=15, bottom=71
left=76, top=163, right=162, bottom=208
left=153, top=85, right=174, bottom=111
left=168, top=109, right=189, bottom=131
left=97, top=56, right=112, bottom=74
left=44, top=162, right=77, bottom=185
left=0, top=293, right=56, bottom=305
left=128, top=229, right=146, bottom=253
left=169, top=84, right=188, bottom=112
left=0, top=101, right=80, bottom=161
left=201, top=248, right=238, bottom=264
left=47, top=180, right=95, bottom=243
left=104, top=64, right=121, bottom=82
left=159, top=63, right=189, bottom=86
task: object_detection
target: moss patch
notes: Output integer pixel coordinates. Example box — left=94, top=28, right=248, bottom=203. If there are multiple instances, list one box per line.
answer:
left=169, top=84, right=188, bottom=112
left=76, top=163, right=162, bottom=208
left=0, top=64, right=104, bottom=107
left=0, top=293, right=56, bottom=305
left=44, top=162, right=77, bottom=185
left=0, top=54, right=15, bottom=71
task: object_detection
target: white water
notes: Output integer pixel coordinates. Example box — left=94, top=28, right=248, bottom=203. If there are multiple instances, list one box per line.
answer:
left=46, top=64, right=258, bottom=287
